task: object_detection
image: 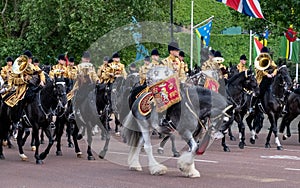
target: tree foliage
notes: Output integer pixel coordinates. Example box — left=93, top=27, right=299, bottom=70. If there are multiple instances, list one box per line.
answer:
left=0, top=0, right=299, bottom=74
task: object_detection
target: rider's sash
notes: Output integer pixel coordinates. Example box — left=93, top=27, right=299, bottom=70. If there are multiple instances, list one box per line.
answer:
left=148, top=74, right=181, bottom=112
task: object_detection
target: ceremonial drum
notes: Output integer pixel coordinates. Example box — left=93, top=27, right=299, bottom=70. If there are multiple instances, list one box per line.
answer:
left=146, top=66, right=175, bottom=85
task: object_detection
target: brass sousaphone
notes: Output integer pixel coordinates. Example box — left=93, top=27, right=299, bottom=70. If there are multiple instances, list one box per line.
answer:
left=254, top=53, right=271, bottom=71
left=12, top=55, right=29, bottom=74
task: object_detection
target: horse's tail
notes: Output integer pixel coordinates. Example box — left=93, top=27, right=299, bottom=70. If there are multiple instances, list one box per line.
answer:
left=121, top=111, right=142, bottom=147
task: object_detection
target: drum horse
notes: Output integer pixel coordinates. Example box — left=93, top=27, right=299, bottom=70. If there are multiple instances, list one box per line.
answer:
left=122, top=66, right=229, bottom=177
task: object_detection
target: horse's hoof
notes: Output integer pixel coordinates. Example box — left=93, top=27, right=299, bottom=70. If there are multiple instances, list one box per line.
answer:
left=0, top=154, right=5, bottom=160
left=129, top=166, right=143, bottom=171
left=68, top=142, right=74, bottom=148
left=238, top=142, right=245, bottom=149
left=31, top=146, right=36, bottom=151
left=250, top=138, right=255, bottom=144
left=157, top=147, right=164, bottom=155
left=173, top=152, right=180, bottom=157
left=88, top=155, right=95, bottom=160
left=56, top=151, right=63, bottom=156
left=77, top=134, right=83, bottom=140
left=36, top=160, right=43, bottom=164
left=230, top=136, right=236, bottom=141
left=265, top=143, right=271, bottom=148
left=76, top=152, right=83, bottom=158
left=39, top=152, right=47, bottom=160
left=2, top=140, right=8, bottom=146
left=223, top=146, right=230, bottom=152
left=277, top=146, right=283, bottom=150
left=98, top=151, right=106, bottom=159
left=19, top=154, right=28, bottom=161
left=115, top=132, right=120, bottom=136
left=282, top=135, right=287, bottom=140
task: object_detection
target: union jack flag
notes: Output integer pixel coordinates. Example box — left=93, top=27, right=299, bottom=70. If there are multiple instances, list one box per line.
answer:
left=216, top=0, right=264, bottom=19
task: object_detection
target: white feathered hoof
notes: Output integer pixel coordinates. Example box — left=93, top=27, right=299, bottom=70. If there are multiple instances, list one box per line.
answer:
left=129, top=165, right=143, bottom=171
left=19, top=153, right=28, bottom=161
left=177, top=152, right=200, bottom=178
left=149, top=164, right=168, bottom=175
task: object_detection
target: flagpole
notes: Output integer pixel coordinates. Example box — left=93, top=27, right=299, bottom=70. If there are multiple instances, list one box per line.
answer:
left=193, top=16, right=214, bottom=30
left=296, top=63, right=299, bottom=83
left=249, top=17, right=253, bottom=66
left=190, top=0, right=194, bottom=71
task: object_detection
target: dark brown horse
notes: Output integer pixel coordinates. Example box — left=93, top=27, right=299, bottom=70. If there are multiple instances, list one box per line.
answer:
left=279, top=88, right=300, bottom=142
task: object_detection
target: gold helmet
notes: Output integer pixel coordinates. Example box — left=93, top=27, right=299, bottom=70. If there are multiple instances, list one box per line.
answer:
left=12, top=55, right=29, bottom=74
left=254, top=53, right=271, bottom=71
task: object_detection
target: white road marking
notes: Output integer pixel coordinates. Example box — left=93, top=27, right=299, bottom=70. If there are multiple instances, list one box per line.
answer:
left=108, top=151, right=218, bottom=163
left=285, top=168, right=300, bottom=171
left=261, top=155, right=300, bottom=160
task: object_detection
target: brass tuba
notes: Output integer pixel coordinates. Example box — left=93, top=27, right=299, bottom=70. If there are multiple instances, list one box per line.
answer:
left=254, top=53, right=271, bottom=71
left=12, top=55, right=29, bottom=74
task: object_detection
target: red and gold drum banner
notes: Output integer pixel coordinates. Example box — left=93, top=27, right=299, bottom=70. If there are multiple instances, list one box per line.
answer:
left=204, top=77, right=219, bottom=93
left=138, top=92, right=153, bottom=116
left=149, top=74, right=181, bottom=113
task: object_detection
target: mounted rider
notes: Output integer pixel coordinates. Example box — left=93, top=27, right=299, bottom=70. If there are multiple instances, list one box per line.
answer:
left=236, top=54, right=248, bottom=73
left=162, top=41, right=189, bottom=83
left=4, top=50, right=45, bottom=128
left=139, top=56, right=152, bottom=85
left=0, top=57, right=13, bottom=95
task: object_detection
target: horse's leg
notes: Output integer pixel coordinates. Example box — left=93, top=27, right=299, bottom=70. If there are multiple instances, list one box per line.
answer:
left=246, top=113, right=256, bottom=144
left=280, top=113, right=297, bottom=140
left=169, top=134, right=180, bottom=157
left=177, top=137, right=200, bottom=178
left=273, top=116, right=283, bottom=150
left=141, top=129, right=167, bottom=175
left=221, top=134, right=230, bottom=152
left=128, top=137, right=143, bottom=171
left=236, top=114, right=246, bottom=149
left=55, top=119, right=65, bottom=156
left=157, top=134, right=169, bottom=155
left=40, top=128, right=45, bottom=144
left=228, top=127, right=236, bottom=141
left=39, top=125, right=55, bottom=162
left=0, top=138, right=4, bottom=159
left=98, top=123, right=111, bottom=159
left=66, top=121, right=74, bottom=148
left=86, top=124, right=95, bottom=160
left=16, top=127, right=28, bottom=161
left=298, top=121, right=300, bottom=143
left=72, top=123, right=82, bottom=158
left=114, top=112, right=121, bottom=136
left=32, top=127, right=43, bottom=164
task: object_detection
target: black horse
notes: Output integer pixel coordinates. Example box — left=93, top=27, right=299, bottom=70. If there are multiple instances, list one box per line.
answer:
left=220, top=68, right=259, bottom=151
left=279, top=89, right=300, bottom=142
left=17, top=76, right=68, bottom=163
left=246, top=64, right=292, bottom=150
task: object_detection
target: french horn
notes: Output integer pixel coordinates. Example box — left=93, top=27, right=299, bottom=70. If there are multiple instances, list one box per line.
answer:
left=12, top=55, right=29, bottom=74
left=254, top=53, right=271, bottom=71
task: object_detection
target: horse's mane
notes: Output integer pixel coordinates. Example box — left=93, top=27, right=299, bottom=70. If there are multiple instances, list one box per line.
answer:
left=227, top=71, right=244, bottom=85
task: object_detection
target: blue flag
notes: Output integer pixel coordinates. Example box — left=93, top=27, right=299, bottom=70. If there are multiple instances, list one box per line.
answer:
left=195, top=20, right=213, bottom=47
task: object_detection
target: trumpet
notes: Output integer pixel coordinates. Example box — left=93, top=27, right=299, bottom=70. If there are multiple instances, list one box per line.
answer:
left=254, top=53, right=271, bottom=71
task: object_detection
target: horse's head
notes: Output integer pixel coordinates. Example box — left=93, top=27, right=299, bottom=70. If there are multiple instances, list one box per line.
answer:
left=228, top=63, right=239, bottom=79
left=277, top=64, right=292, bottom=90
left=243, top=67, right=258, bottom=92
left=53, top=76, right=68, bottom=109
